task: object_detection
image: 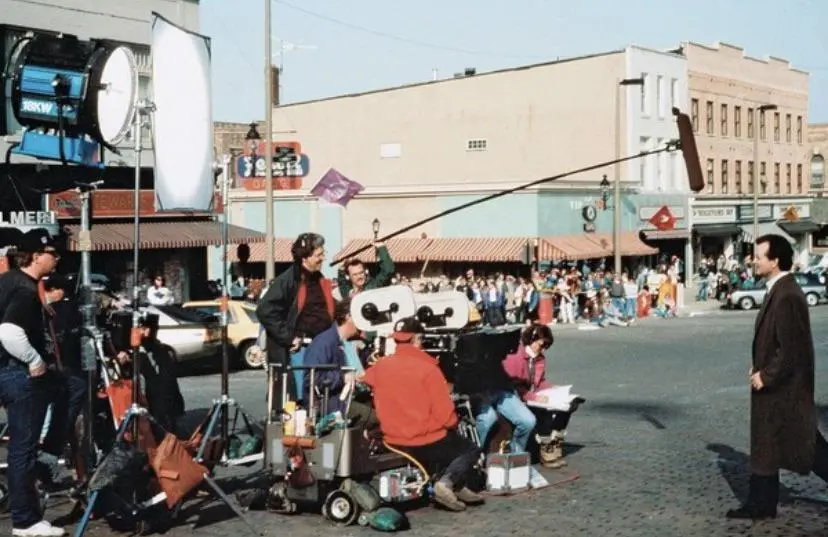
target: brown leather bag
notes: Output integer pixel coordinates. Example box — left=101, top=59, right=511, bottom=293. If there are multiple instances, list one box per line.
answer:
left=151, top=434, right=207, bottom=507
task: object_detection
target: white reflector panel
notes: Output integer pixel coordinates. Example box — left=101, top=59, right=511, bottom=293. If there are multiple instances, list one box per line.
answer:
left=150, top=12, right=214, bottom=212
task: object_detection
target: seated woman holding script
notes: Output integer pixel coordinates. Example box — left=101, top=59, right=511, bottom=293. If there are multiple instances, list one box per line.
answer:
left=501, top=324, right=585, bottom=469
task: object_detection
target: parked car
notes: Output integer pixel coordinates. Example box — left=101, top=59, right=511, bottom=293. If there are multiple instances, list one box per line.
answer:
left=181, top=299, right=264, bottom=368
left=725, top=273, right=827, bottom=310
left=147, top=305, right=222, bottom=363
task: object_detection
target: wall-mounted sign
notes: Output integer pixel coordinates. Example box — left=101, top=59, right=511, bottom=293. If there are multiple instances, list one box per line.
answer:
left=49, top=190, right=223, bottom=218
left=0, top=211, right=59, bottom=235
left=582, top=205, right=598, bottom=223
left=692, top=206, right=736, bottom=223
left=773, top=203, right=810, bottom=220
left=236, top=141, right=310, bottom=191
left=736, top=204, right=773, bottom=221
left=648, top=206, right=676, bottom=231
left=639, top=206, right=686, bottom=221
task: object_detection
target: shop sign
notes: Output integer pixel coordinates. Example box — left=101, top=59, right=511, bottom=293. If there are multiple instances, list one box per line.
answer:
left=773, top=203, right=810, bottom=220
left=49, top=190, right=223, bottom=218
left=639, top=206, right=685, bottom=221
left=736, top=205, right=772, bottom=221
left=0, top=211, right=59, bottom=235
left=692, top=206, right=736, bottom=223
left=236, top=141, right=310, bottom=191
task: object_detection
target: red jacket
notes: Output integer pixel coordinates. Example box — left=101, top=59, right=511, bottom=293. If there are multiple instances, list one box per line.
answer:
left=502, top=344, right=551, bottom=402
left=362, top=343, right=457, bottom=447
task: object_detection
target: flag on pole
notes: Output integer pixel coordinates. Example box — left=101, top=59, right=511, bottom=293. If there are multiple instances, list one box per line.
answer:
left=310, top=168, right=364, bottom=206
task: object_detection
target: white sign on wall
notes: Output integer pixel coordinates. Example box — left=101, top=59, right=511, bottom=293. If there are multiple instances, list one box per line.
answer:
left=692, top=206, right=736, bottom=223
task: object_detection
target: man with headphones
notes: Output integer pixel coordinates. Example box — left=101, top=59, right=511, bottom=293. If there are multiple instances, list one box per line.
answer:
left=257, top=233, right=335, bottom=414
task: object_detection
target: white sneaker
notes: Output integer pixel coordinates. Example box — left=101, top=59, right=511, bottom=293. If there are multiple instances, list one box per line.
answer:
left=12, top=521, right=65, bottom=537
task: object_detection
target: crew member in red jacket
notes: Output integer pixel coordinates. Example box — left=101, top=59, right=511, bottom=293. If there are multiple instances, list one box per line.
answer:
left=360, top=317, right=483, bottom=512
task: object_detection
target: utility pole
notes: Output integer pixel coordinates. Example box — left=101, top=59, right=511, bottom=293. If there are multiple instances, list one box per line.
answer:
left=264, top=0, right=275, bottom=281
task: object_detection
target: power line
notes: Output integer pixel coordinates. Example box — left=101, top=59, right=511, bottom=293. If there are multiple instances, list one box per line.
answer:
left=272, top=0, right=546, bottom=61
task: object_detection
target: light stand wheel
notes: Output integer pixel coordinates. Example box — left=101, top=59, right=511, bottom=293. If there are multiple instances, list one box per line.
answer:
left=322, top=490, right=360, bottom=526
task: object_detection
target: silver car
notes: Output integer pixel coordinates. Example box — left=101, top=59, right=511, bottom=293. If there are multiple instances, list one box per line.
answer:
left=725, top=273, right=826, bottom=310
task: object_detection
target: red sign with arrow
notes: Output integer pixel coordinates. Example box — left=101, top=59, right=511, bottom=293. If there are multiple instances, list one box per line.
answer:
left=648, top=205, right=677, bottom=231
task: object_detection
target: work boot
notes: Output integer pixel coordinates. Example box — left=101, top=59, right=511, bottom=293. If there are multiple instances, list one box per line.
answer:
left=537, top=433, right=565, bottom=469
left=432, top=481, right=466, bottom=512
left=455, top=487, right=485, bottom=505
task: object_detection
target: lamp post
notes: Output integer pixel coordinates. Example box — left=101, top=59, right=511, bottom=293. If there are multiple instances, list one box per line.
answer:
left=245, top=122, right=261, bottom=176
left=599, top=174, right=611, bottom=209
left=264, top=0, right=275, bottom=282
left=614, top=77, right=646, bottom=275
left=753, top=104, right=777, bottom=252
left=372, top=218, right=380, bottom=241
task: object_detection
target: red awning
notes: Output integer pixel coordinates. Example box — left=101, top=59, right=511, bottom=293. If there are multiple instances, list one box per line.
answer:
left=422, top=238, right=531, bottom=263
left=540, top=235, right=610, bottom=261
left=64, top=221, right=265, bottom=252
left=584, top=232, right=658, bottom=257
left=334, top=238, right=432, bottom=263
left=226, top=239, right=295, bottom=263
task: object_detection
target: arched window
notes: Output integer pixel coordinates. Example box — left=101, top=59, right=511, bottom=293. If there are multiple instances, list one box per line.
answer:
left=812, top=154, right=825, bottom=187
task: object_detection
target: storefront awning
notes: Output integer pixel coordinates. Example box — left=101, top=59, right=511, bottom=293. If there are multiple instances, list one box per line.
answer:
left=420, top=238, right=531, bottom=263
left=640, top=228, right=691, bottom=240
left=335, top=238, right=432, bottom=263
left=739, top=222, right=795, bottom=244
left=540, top=235, right=611, bottom=261
left=693, top=223, right=742, bottom=237
left=226, top=239, right=295, bottom=263
left=64, top=221, right=266, bottom=252
left=584, top=232, right=658, bottom=257
left=777, top=218, right=821, bottom=235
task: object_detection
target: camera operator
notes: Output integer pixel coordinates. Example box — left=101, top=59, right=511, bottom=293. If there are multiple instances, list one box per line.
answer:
left=257, top=233, right=334, bottom=407
left=359, top=317, right=484, bottom=513
left=0, top=230, right=65, bottom=537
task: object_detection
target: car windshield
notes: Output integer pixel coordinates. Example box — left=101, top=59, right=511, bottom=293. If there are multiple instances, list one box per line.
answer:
left=155, top=305, right=217, bottom=324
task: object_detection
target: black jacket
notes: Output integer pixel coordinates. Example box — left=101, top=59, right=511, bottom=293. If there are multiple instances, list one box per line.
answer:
left=256, top=265, right=302, bottom=367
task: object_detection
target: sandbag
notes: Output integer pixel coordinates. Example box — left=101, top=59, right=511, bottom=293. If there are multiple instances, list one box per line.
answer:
left=340, top=478, right=381, bottom=512
left=362, top=507, right=409, bottom=532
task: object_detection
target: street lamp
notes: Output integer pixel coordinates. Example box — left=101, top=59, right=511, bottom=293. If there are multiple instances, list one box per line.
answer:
left=599, top=174, right=611, bottom=209
left=372, top=218, right=380, bottom=241
left=245, top=122, right=261, bottom=166
left=753, top=104, right=777, bottom=252
left=614, top=77, right=645, bottom=275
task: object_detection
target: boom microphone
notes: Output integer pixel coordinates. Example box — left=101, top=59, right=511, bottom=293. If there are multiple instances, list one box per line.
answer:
left=673, top=107, right=704, bottom=193
left=331, top=108, right=705, bottom=266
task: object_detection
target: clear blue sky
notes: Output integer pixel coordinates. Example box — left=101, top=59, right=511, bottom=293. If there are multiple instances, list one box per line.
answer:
left=201, top=0, right=828, bottom=124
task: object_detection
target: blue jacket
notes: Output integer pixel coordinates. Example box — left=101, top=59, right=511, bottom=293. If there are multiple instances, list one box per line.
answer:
left=302, top=324, right=347, bottom=413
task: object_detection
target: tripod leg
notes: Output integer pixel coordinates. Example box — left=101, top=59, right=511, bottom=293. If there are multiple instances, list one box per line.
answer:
left=72, top=489, right=99, bottom=537
left=195, top=403, right=223, bottom=461
left=201, top=473, right=262, bottom=536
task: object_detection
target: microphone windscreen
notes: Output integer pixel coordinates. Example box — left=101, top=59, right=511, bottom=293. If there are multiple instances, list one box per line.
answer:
left=673, top=107, right=704, bottom=193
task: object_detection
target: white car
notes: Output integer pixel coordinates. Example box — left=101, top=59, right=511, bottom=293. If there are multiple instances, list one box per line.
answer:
left=145, top=305, right=221, bottom=362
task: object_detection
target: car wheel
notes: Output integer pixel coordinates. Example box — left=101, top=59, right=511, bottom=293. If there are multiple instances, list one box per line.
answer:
left=806, top=293, right=820, bottom=307
left=322, top=490, right=360, bottom=526
left=738, top=297, right=755, bottom=310
left=239, top=340, right=265, bottom=369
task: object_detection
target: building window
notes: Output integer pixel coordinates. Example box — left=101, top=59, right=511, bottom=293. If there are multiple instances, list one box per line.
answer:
left=721, top=159, right=729, bottom=194
left=706, top=101, right=714, bottom=134
left=735, top=160, right=742, bottom=194
left=786, top=163, right=792, bottom=194
left=706, top=159, right=714, bottom=194
left=734, top=106, right=742, bottom=137
left=656, top=75, right=664, bottom=118
left=785, top=114, right=792, bottom=143
left=760, top=161, right=767, bottom=193
left=773, top=162, right=780, bottom=193
left=670, top=78, right=679, bottom=110
left=773, top=112, right=780, bottom=142
left=720, top=104, right=728, bottom=136
left=797, top=116, right=803, bottom=144
left=812, top=154, right=826, bottom=188
left=797, top=163, right=803, bottom=191
left=640, top=73, right=649, bottom=115
left=748, top=160, right=755, bottom=193
left=760, top=109, right=767, bottom=141
left=691, top=99, right=699, bottom=132
left=466, top=139, right=487, bottom=151
left=747, top=107, right=755, bottom=139
left=639, top=136, right=650, bottom=186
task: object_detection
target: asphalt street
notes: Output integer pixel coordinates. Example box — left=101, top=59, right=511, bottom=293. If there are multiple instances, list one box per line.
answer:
left=8, top=305, right=828, bottom=536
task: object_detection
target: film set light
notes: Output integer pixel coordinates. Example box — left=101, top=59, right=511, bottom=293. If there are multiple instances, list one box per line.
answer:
left=7, top=32, right=138, bottom=166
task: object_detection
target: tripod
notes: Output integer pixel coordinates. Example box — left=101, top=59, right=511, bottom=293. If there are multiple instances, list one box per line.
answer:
left=191, top=153, right=264, bottom=469
left=73, top=106, right=260, bottom=537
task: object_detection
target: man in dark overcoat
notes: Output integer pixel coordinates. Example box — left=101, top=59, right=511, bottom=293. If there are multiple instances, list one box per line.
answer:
left=727, top=234, right=828, bottom=520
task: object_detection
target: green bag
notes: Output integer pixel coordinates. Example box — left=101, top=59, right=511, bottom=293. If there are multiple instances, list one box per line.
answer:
left=340, top=479, right=381, bottom=512
left=362, top=507, right=409, bottom=532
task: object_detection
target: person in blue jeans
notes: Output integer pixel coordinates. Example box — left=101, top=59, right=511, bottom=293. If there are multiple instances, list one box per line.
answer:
left=0, top=230, right=64, bottom=537
left=475, top=389, right=537, bottom=454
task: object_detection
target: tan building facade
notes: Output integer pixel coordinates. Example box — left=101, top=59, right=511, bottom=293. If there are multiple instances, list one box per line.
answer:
left=807, top=123, right=828, bottom=252
left=681, top=41, right=813, bottom=266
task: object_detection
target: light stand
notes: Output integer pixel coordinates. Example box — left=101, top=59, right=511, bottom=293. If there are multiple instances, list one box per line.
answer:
left=73, top=104, right=260, bottom=537
left=192, top=154, right=261, bottom=468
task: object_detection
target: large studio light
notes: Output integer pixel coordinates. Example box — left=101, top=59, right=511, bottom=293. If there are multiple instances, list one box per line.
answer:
left=7, top=33, right=138, bottom=166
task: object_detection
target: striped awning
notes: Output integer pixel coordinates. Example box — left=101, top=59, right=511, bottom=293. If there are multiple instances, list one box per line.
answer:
left=226, top=239, right=295, bottom=263
left=540, top=235, right=611, bottom=261
left=422, top=238, right=530, bottom=263
left=335, top=238, right=432, bottom=263
left=584, top=232, right=658, bottom=257
left=64, top=221, right=266, bottom=252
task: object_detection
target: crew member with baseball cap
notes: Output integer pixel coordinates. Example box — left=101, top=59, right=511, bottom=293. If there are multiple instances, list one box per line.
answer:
left=360, top=317, right=483, bottom=512
left=0, top=229, right=64, bottom=536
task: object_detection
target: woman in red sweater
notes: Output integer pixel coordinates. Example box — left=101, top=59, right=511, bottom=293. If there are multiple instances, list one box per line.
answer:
left=502, top=324, right=584, bottom=469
